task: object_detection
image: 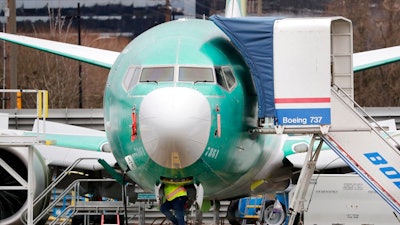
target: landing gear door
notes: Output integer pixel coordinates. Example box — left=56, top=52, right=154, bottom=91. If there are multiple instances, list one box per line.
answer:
left=154, top=183, right=162, bottom=207
left=195, top=183, right=204, bottom=209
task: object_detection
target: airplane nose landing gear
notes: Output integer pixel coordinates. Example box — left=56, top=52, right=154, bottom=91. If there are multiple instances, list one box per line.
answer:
left=155, top=181, right=205, bottom=225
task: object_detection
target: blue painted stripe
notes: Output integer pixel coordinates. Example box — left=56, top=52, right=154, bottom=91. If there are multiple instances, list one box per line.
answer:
left=276, top=108, right=331, bottom=125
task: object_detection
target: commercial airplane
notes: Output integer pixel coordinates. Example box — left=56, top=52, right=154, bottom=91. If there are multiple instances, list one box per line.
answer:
left=1, top=0, right=400, bottom=224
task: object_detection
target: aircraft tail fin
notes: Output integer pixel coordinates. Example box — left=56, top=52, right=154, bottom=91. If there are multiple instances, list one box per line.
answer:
left=225, top=0, right=247, bottom=17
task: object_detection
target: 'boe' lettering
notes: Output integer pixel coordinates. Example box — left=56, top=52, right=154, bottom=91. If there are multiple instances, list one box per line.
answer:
left=364, top=152, right=387, bottom=165
left=364, top=151, right=400, bottom=190
left=380, top=167, right=400, bottom=179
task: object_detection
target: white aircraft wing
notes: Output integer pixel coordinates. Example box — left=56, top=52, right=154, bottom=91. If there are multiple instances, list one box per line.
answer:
left=0, top=117, right=115, bottom=170
left=353, top=46, right=400, bottom=72
left=33, top=119, right=106, bottom=136
left=0, top=32, right=120, bottom=69
left=0, top=127, right=114, bottom=170
left=33, top=144, right=117, bottom=170
left=31, top=119, right=115, bottom=170
left=286, top=150, right=348, bottom=170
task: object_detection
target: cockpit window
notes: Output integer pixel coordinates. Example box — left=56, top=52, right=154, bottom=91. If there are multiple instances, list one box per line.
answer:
left=215, top=66, right=237, bottom=91
left=140, top=67, right=174, bottom=82
left=179, top=67, right=214, bottom=82
left=223, top=67, right=236, bottom=89
left=215, top=67, right=228, bottom=89
left=123, top=66, right=141, bottom=90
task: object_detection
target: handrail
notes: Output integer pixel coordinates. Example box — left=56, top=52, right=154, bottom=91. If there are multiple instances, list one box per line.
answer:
left=33, top=178, right=121, bottom=224
left=33, top=178, right=119, bottom=224
left=22, top=157, right=106, bottom=224
left=33, top=158, right=102, bottom=206
left=49, top=205, right=76, bottom=225
left=332, top=84, right=400, bottom=148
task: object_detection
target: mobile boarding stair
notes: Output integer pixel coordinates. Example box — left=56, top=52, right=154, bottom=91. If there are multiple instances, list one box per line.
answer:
left=210, top=15, right=400, bottom=225
left=283, top=85, right=400, bottom=225
left=27, top=158, right=143, bottom=225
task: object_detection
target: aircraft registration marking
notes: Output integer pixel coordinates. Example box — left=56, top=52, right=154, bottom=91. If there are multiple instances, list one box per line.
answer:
left=205, top=147, right=220, bottom=159
left=133, top=146, right=146, bottom=157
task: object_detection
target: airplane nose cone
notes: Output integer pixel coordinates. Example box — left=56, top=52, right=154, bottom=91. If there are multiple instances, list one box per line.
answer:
left=139, top=87, right=211, bottom=168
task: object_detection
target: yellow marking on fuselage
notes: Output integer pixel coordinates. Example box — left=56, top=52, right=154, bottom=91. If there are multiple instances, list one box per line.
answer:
left=171, top=151, right=182, bottom=168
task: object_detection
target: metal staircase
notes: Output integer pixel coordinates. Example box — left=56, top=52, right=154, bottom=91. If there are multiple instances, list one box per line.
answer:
left=324, top=86, right=400, bottom=213
left=286, top=86, right=400, bottom=225
left=45, top=179, right=140, bottom=225
left=23, top=158, right=143, bottom=225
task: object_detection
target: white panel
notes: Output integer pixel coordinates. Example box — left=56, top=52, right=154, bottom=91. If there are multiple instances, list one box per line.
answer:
left=274, top=18, right=331, bottom=98
left=0, top=113, right=9, bottom=129
left=273, top=18, right=332, bottom=126
left=303, top=174, right=400, bottom=225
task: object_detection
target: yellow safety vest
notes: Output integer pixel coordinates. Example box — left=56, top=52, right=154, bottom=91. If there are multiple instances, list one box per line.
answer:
left=165, top=184, right=187, bottom=201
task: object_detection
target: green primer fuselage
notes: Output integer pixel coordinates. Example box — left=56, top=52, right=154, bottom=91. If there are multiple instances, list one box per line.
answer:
left=104, top=19, right=290, bottom=200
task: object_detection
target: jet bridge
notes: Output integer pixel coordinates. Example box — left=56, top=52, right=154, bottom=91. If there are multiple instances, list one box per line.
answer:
left=210, top=15, right=400, bottom=223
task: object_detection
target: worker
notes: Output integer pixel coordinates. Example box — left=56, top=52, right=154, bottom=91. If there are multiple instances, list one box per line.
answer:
left=160, top=183, right=188, bottom=225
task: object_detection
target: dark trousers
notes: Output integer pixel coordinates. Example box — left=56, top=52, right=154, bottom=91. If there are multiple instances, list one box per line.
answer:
left=160, top=196, right=188, bottom=225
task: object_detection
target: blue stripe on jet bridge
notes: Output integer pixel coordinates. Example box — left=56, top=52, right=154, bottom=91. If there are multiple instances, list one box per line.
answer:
left=275, top=108, right=331, bottom=126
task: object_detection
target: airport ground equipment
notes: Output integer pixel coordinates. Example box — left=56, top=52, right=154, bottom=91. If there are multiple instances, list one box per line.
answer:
left=237, top=194, right=287, bottom=225
left=0, top=133, right=38, bottom=225
left=26, top=157, right=142, bottom=225
left=303, top=174, right=400, bottom=225
left=211, top=16, right=400, bottom=225
left=100, top=213, right=121, bottom=225
left=0, top=89, right=49, bottom=225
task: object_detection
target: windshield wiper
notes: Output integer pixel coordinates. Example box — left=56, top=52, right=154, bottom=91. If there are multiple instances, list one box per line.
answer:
left=143, top=80, right=158, bottom=84
left=194, top=80, right=213, bottom=84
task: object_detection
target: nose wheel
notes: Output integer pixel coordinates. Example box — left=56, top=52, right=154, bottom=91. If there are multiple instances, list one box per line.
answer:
left=260, top=200, right=286, bottom=225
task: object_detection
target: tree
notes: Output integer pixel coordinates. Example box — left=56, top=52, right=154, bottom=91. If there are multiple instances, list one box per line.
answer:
left=325, top=0, right=400, bottom=106
left=0, top=8, right=130, bottom=109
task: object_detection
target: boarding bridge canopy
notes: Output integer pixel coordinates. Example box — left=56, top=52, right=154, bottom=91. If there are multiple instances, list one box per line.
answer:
left=210, top=15, right=353, bottom=126
left=210, top=15, right=278, bottom=118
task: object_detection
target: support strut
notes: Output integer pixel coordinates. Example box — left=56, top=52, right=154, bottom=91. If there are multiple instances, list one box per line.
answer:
left=287, top=134, right=324, bottom=225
